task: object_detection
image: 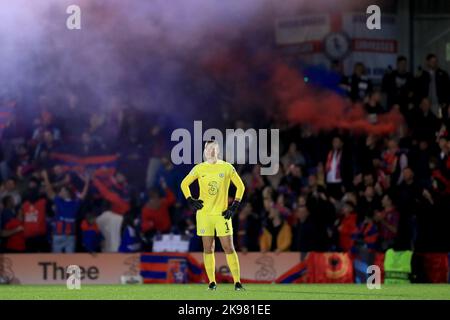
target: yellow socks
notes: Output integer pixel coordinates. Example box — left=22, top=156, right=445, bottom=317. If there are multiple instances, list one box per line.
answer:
left=203, top=252, right=216, bottom=284
left=225, top=251, right=241, bottom=284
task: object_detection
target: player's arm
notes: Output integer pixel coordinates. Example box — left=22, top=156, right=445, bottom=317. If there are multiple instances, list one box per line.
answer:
left=230, top=167, right=245, bottom=201
left=223, top=166, right=245, bottom=220
left=180, top=166, right=203, bottom=210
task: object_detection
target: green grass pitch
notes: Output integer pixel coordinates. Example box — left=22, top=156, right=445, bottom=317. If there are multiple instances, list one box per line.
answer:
left=0, top=284, right=449, bottom=300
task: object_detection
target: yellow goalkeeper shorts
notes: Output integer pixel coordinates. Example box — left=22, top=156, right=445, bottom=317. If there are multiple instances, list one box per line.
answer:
left=196, top=214, right=233, bottom=237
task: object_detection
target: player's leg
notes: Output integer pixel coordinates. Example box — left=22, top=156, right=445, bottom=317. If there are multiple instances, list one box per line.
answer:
left=218, top=234, right=244, bottom=290
left=197, top=214, right=217, bottom=289
left=201, top=236, right=217, bottom=289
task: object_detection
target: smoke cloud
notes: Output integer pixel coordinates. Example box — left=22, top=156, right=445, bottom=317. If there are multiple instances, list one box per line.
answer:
left=0, top=0, right=403, bottom=135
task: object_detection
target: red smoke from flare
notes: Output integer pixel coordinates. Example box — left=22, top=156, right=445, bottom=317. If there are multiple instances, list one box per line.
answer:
left=272, top=63, right=404, bottom=135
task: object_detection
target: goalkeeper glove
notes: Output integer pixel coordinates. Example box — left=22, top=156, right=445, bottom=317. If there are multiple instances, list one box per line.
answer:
left=187, top=197, right=204, bottom=210
left=222, top=200, right=240, bottom=220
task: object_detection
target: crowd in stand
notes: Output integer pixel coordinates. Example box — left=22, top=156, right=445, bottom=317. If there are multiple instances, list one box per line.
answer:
left=0, top=53, right=449, bottom=254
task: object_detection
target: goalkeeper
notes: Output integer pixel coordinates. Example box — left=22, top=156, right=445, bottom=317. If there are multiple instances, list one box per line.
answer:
left=181, top=140, right=245, bottom=291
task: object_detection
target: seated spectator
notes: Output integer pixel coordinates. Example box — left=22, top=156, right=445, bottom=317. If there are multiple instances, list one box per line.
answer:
left=81, top=212, right=103, bottom=253
left=259, top=206, right=292, bottom=252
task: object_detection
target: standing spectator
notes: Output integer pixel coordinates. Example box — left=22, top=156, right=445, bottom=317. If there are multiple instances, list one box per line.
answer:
left=1, top=196, right=25, bottom=253
left=0, top=178, right=21, bottom=208
left=374, top=193, right=400, bottom=251
left=20, top=178, right=50, bottom=252
left=357, top=186, right=381, bottom=219
left=364, top=90, right=385, bottom=119
left=92, top=172, right=130, bottom=215
left=410, top=98, right=441, bottom=143
left=291, top=204, right=320, bottom=253
left=415, top=54, right=450, bottom=117
left=325, top=136, right=352, bottom=199
left=259, top=206, right=292, bottom=252
left=393, top=167, right=423, bottom=250
left=141, top=179, right=175, bottom=250
left=437, top=134, right=449, bottom=175
left=43, top=170, right=90, bottom=253
left=381, top=138, right=408, bottom=185
left=281, top=142, right=306, bottom=168
left=33, top=130, right=59, bottom=162
left=155, top=156, right=185, bottom=203
left=119, top=213, right=142, bottom=253
left=81, top=212, right=103, bottom=253
left=236, top=203, right=261, bottom=252
left=96, top=203, right=124, bottom=252
left=382, top=56, right=414, bottom=114
left=351, top=216, right=379, bottom=254
left=336, top=201, right=358, bottom=252
left=343, top=62, right=373, bottom=102
left=279, top=164, right=303, bottom=199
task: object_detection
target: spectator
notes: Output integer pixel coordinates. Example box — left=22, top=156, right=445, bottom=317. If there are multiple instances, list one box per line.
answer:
left=279, top=164, right=303, bottom=199
left=96, top=204, right=123, bottom=252
left=76, top=132, right=105, bottom=156
left=351, top=215, right=378, bottom=254
left=343, top=62, right=373, bottom=102
left=357, top=186, right=381, bottom=220
left=364, top=90, right=385, bottom=119
left=291, top=204, right=319, bottom=253
left=281, top=142, right=306, bottom=168
left=141, top=179, right=175, bottom=246
left=0, top=178, right=21, bottom=208
left=81, top=212, right=103, bottom=253
left=415, top=53, right=450, bottom=116
left=410, top=98, right=441, bottom=143
left=259, top=206, right=292, bottom=252
left=92, top=172, right=130, bottom=215
left=393, top=167, right=423, bottom=250
left=325, top=136, right=352, bottom=199
left=336, top=201, right=357, bottom=252
left=42, top=170, right=90, bottom=253
left=374, top=193, right=399, bottom=251
left=119, top=212, right=142, bottom=253
left=236, top=202, right=261, bottom=252
left=382, top=56, right=414, bottom=114
left=20, top=178, right=50, bottom=252
left=1, top=196, right=25, bottom=253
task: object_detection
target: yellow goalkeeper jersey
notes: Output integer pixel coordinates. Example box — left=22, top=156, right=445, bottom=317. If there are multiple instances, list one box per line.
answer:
left=181, top=160, right=245, bottom=216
